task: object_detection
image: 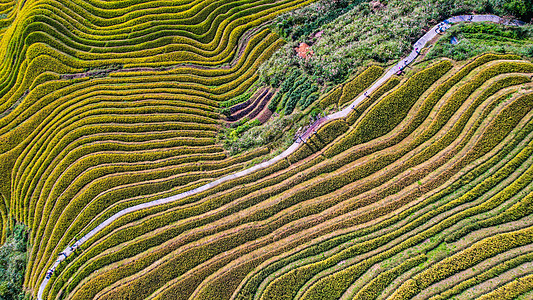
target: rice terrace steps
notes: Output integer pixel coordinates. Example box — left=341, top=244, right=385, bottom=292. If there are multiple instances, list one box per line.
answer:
left=28, top=12, right=530, bottom=300
left=0, top=0, right=532, bottom=298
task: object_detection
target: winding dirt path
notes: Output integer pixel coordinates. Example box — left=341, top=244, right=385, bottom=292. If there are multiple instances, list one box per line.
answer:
left=36, top=14, right=524, bottom=300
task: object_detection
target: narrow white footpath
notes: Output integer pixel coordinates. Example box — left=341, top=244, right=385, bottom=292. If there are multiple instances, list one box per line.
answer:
left=37, top=14, right=523, bottom=299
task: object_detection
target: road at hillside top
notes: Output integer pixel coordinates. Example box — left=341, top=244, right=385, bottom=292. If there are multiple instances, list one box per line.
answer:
left=37, top=14, right=523, bottom=300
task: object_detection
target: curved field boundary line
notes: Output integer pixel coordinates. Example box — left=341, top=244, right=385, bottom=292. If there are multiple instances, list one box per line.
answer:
left=36, top=14, right=524, bottom=299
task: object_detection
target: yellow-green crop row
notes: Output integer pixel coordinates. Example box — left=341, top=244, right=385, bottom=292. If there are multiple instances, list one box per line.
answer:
left=287, top=119, right=349, bottom=164
left=317, top=65, right=384, bottom=110
left=345, top=75, right=400, bottom=126
left=430, top=251, right=533, bottom=299
left=478, top=273, right=533, bottom=300
left=337, top=65, right=384, bottom=107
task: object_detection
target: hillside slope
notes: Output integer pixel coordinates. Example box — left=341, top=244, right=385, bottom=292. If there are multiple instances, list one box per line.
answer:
left=42, top=54, right=533, bottom=300
left=0, top=0, right=533, bottom=299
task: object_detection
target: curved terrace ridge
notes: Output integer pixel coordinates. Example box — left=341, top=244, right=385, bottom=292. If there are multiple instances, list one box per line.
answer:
left=36, top=14, right=524, bottom=300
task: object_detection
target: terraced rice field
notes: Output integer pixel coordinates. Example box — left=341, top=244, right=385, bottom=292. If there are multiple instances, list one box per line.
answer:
left=0, top=0, right=532, bottom=299
left=0, top=0, right=313, bottom=297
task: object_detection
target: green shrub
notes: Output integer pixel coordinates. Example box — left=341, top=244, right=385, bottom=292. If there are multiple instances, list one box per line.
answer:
left=0, top=225, right=28, bottom=300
